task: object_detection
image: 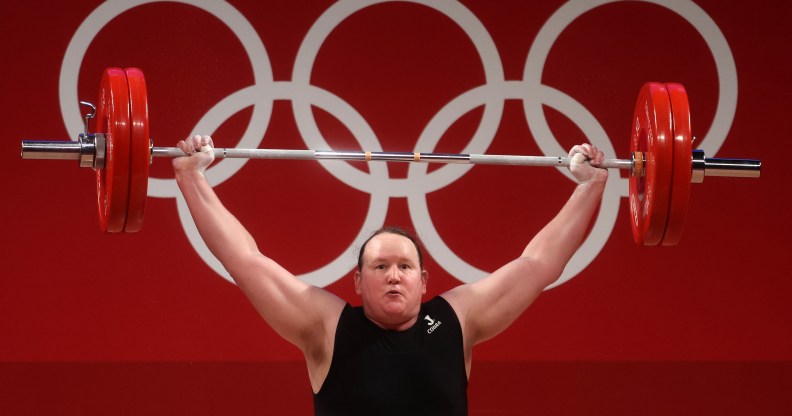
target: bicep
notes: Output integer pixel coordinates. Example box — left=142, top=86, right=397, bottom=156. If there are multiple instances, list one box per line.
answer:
left=230, top=253, right=346, bottom=351
left=443, top=257, right=552, bottom=346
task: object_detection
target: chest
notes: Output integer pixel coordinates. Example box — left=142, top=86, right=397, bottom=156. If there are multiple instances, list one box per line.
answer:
left=314, top=303, right=468, bottom=415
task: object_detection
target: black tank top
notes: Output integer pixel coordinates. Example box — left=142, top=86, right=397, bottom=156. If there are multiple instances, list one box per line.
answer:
left=313, top=296, right=468, bottom=415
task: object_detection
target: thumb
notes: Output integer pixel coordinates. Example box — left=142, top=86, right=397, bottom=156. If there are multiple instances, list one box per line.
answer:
left=570, top=152, right=588, bottom=167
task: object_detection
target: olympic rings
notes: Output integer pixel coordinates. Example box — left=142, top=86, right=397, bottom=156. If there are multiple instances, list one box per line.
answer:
left=59, top=0, right=737, bottom=288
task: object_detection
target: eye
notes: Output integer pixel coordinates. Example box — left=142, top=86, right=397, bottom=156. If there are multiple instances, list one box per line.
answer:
left=375, top=264, right=386, bottom=270
left=400, top=264, right=411, bottom=270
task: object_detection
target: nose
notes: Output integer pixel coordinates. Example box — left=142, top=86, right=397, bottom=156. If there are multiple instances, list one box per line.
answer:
left=386, top=266, right=401, bottom=284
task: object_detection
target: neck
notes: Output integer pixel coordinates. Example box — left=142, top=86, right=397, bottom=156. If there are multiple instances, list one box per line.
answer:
left=364, top=311, right=419, bottom=332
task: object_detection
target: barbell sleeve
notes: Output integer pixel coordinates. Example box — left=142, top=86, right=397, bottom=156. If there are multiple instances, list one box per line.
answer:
left=21, top=140, right=82, bottom=160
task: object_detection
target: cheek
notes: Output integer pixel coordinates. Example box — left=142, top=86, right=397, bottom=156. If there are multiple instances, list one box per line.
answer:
left=411, top=274, right=426, bottom=290
left=361, top=278, right=381, bottom=294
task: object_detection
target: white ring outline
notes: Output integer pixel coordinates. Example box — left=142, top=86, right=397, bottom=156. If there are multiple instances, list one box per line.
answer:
left=178, top=81, right=392, bottom=286
left=59, top=0, right=275, bottom=198
left=409, top=81, right=624, bottom=285
left=518, top=0, right=737, bottom=286
left=289, top=0, right=507, bottom=285
left=523, top=0, right=736, bottom=163
left=291, top=0, right=505, bottom=195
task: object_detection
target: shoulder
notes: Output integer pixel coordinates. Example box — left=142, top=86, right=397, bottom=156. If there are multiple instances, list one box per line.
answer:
left=425, top=295, right=452, bottom=311
left=425, top=296, right=462, bottom=329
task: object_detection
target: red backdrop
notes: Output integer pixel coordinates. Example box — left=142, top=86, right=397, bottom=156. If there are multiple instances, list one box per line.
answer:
left=1, top=0, right=790, bottom=414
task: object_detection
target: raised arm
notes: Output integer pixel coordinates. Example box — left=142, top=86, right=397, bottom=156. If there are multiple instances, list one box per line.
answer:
left=442, top=144, right=608, bottom=357
left=172, top=135, right=345, bottom=372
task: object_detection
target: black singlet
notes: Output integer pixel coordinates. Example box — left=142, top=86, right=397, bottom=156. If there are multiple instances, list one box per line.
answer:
left=313, top=296, right=468, bottom=415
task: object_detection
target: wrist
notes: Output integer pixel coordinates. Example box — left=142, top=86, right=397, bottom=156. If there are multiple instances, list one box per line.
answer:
left=580, top=170, right=608, bottom=188
left=174, top=165, right=206, bottom=183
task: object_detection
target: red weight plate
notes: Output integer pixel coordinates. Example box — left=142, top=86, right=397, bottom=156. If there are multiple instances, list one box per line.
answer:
left=124, top=68, right=150, bottom=233
left=94, top=68, right=131, bottom=233
left=661, top=83, right=693, bottom=246
left=629, top=83, right=674, bottom=245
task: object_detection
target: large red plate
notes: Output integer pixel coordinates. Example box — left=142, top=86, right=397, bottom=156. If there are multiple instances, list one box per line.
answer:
left=629, top=83, right=674, bottom=246
left=124, top=68, right=150, bottom=233
left=661, top=83, right=693, bottom=246
left=94, top=68, right=131, bottom=233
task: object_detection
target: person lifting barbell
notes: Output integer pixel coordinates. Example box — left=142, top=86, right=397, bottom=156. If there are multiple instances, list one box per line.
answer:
left=174, top=132, right=606, bottom=415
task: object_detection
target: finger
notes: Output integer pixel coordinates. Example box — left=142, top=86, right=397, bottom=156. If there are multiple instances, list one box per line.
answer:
left=190, top=134, right=203, bottom=147
left=199, top=135, right=214, bottom=152
left=176, top=139, right=193, bottom=155
left=568, top=144, right=586, bottom=158
left=593, top=146, right=605, bottom=164
left=186, top=136, right=201, bottom=154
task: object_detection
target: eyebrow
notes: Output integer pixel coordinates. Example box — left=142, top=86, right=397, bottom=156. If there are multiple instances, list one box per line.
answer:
left=368, top=256, right=415, bottom=265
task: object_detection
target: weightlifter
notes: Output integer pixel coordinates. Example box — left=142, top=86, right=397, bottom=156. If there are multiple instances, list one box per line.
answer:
left=173, top=134, right=607, bottom=416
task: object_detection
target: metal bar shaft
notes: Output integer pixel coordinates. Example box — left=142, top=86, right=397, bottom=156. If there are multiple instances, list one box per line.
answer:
left=151, top=147, right=633, bottom=169
left=20, top=140, right=761, bottom=178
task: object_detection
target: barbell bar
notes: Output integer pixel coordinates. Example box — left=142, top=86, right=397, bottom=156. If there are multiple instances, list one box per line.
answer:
left=21, top=139, right=759, bottom=174
left=19, top=67, right=761, bottom=244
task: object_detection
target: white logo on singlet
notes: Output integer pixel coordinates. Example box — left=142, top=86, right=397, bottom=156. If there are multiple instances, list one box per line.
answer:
left=425, top=315, right=441, bottom=334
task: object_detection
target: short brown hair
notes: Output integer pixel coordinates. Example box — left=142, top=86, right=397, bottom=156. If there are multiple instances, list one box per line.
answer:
left=357, top=227, right=424, bottom=271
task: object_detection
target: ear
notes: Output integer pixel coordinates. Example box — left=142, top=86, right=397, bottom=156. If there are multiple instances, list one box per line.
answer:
left=354, top=270, right=362, bottom=295
left=421, top=269, right=428, bottom=294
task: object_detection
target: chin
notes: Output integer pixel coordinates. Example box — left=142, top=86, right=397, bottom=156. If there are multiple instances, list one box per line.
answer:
left=381, top=304, right=407, bottom=317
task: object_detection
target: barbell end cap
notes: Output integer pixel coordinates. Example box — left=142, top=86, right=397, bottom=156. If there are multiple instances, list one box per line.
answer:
left=690, top=150, right=762, bottom=181
left=21, top=140, right=83, bottom=162
left=704, top=157, right=762, bottom=179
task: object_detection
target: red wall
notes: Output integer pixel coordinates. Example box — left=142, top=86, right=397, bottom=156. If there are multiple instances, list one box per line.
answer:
left=2, top=0, right=790, bottom=414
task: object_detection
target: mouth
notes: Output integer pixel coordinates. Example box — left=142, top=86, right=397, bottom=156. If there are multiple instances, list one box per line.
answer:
left=385, top=289, right=402, bottom=297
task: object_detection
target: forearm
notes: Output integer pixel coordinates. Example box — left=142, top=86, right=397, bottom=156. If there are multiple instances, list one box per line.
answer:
left=447, top=180, right=606, bottom=346
left=175, top=168, right=260, bottom=272
left=521, top=178, right=606, bottom=278
left=447, top=146, right=608, bottom=347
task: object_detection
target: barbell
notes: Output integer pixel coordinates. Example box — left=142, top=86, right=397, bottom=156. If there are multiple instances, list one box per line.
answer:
left=20, top=67, right=761, bottom=245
